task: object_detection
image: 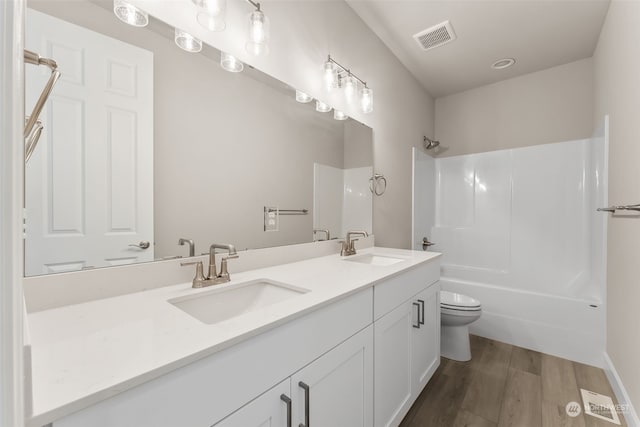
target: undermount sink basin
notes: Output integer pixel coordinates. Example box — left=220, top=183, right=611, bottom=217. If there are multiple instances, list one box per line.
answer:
left=344, top=254, right=405, bottom=266
left=169, top=279, right=309, bottom=325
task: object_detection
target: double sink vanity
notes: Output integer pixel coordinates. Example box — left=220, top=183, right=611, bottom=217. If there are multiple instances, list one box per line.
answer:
left=26, top=243, right=441, bottom=427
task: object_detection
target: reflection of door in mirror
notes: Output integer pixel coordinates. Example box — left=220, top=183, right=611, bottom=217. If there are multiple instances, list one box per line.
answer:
left=24, top=9, right=154, bottom=276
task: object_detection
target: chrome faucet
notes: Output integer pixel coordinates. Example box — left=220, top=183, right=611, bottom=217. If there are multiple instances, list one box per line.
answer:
left=178, top=238, right=195, bottom=257
left=181, top=243, right=239, bottom=288
left=313, top=229, right=331, bottom=241
left=340, top=231, right=368, bottom=256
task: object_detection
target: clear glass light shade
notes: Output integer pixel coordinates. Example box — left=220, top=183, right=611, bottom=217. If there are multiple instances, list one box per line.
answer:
left=315, top=100, right=331, bottom=113
left=295, top=90, right=313, bottom=103
left=194, top=0, right=226, bottom=31
left=191, top=0, right=226, bottom=16
left=197, top=12, right=226, bottom=31
left=333, top=110, right=348, bottom=121
left=220, top=52, right=244, bottom=73
left=245, top=10, right=270, bottom=56
left=323, top=61, right=338, bottom=91
left=343, top=75, right=357, bottom=103
left=113, top=0, right=148, bottom=27
left=174, top=28, right=202, bottom=53
left=360, top=87, right=373, bottom=114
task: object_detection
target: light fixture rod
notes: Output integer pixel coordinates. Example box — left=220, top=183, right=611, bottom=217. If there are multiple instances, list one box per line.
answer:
left=246, top=0, right=260, bottom=10
left=327, top=55, right=368, bottom=87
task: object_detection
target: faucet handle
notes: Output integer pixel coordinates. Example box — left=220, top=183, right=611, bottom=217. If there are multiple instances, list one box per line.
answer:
left=181, top=261, right=207, bottom=288
left=218, top=254, right=238, bottom=281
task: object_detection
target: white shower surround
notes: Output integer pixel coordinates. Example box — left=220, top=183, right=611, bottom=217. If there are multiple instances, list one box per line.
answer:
left=433, top=127, right=607, bottom=367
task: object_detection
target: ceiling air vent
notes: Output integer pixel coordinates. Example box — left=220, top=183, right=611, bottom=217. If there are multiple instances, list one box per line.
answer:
left=413, top=20, right=456, bottom=51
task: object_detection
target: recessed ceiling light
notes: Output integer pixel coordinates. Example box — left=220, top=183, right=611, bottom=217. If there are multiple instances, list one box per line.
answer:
left=492, top=58, right=516, bottom=70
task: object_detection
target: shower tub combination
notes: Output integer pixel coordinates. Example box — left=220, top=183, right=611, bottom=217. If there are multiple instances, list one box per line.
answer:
left=417, top=121, right=608, bottom=367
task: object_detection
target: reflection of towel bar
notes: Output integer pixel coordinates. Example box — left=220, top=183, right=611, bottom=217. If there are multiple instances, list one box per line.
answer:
left=266, top=208, right=308, bottom=215
left=597, top=204, right=640, bottom=213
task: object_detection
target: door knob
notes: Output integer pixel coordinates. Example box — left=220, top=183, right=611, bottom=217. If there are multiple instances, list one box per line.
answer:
left=422, top=238, right=435, bottom=251
left=129, top=241, right=150, bottom=249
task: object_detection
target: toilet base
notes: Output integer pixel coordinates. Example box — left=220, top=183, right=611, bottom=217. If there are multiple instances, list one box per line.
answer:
left=441, top=324, right=471, bottom=361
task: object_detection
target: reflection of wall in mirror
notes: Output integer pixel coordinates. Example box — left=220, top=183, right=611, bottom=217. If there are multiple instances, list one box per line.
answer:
left=26, top=0, right=373, bottom=272
left=314, top=121, right=373, bottom=239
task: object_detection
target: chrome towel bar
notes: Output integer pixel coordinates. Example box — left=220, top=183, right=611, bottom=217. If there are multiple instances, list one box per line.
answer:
left=597, top=204, right=640, bottom=213
left=265, top=208, right=308, bottom=215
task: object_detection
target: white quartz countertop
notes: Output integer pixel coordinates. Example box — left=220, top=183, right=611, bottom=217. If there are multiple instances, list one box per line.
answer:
left=27, top=247, right=440, bottom=426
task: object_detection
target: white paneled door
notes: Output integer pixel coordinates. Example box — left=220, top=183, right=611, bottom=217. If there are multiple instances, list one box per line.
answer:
left=24, top=9, right=153, bottom=275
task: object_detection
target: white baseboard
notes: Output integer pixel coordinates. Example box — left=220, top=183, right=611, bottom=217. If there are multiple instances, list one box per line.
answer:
left=603, top=352, right=640, bottom=427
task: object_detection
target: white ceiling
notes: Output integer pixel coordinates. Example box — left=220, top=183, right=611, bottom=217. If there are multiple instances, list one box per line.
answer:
left=347, top=0, right=610, bottom=98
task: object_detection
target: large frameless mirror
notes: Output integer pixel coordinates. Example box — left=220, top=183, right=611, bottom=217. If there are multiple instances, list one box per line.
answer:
left=24, top=0, right=373, bottom=277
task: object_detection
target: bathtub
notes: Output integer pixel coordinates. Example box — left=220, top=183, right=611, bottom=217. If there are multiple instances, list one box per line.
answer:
left=440, top=277, right=606, bottom=367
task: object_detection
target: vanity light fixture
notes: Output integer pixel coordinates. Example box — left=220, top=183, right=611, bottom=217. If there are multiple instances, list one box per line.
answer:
left=333, top=110, right=348, bottom=121
left=175, top=28, right=203, bottom=53
left=323, top=55, right=373, bottom=113
left=296, top=90, right=313, bottom=103
left=193, top=0, right=226, bottom=31
left=220, top=51, right=244, bottom=72
left=113, top=0, right=148, bottom=27
left=245, top=0, right=270, bottom=56
left=315, top=100, right=332, bottom=113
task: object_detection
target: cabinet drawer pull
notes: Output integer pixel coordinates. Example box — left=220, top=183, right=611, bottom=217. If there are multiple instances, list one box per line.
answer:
left=418, top=299, right=425, bottom=325
left=412, top=302, right=420, bottom=328
left=298, top=381, right=310, bottom=427
left=280, top=394, right=292, bottom=427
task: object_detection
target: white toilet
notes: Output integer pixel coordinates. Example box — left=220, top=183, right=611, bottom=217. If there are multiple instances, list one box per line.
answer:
left=440, top=291, right=482, bottom=361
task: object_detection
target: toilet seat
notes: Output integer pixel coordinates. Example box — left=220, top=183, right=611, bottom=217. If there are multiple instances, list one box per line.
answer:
left=440, top=291, right=481, bottom=311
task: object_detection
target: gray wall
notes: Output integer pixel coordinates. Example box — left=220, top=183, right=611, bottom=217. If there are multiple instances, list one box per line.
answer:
left=594, top=0, right=640, bottom=413
left=435, top=58, right=594, bottom=156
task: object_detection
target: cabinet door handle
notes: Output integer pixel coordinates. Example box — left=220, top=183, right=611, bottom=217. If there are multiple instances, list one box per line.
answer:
left=418, top=299, right=425, bottom=325
left=412, top=302, right=421, bottom=328
left=280, top=394, right=292, bottom=427
left=298, top=381, right=310, bottom=427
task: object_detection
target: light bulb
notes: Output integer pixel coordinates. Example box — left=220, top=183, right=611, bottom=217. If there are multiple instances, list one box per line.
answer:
left=193, top=0, right=226, bottom=31
left=246, top=9, right=270, bottom=56
left=316, top=100, right=331, bottom=113
left=191, top=0, right=226, bottom=16
left=113, top=0, right=148, bottom=27
left=334, top=110, right=348, bottom=121
left=220, top=52, right=244, bottom=73
left=323, top=61, right=338, bottom=91
left=296, top=90, right=313, bottom=103
left=344, top=75, right=357, bottom=103
left=174, top=28, right=202, bottom=53
left=360, top=86, right=373, bottom=114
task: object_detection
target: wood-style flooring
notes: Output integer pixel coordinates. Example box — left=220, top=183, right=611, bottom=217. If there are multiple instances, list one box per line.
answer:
left=400, top=335, right=627, bottom=427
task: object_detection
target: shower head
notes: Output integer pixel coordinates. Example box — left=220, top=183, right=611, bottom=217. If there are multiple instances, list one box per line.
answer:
left=424, top=136, right=440, bottom=150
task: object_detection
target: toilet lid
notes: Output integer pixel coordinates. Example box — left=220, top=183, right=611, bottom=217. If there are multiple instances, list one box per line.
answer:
left=440, top=291, right=481, bottom=309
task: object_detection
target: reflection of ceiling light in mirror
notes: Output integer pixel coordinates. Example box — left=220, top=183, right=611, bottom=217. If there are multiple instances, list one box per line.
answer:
left=360, top=87, right=373, bottom=114
left=246, top=8, right=270, bottom=56
left=174, top=28, right=202, bottom=53
left=113, top=0, right=148, bottom=27
left=344, top=75, right=357, bottom=103
left=315, top=100, right=331, bottom=113
left=220, top=52, right=244, bottom=73
left=296, top=90, right=313, bottom=103
left=491, top=58, right=516, bottom=69
left=333, top=110, right=348, bottom=121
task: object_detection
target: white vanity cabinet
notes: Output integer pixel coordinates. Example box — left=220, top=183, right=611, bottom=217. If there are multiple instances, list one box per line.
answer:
left=43, top=253, right=441, bottom=427
left=373, top=262, right=440, bottom=427
left=215, top=326, right=373, bottom=427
